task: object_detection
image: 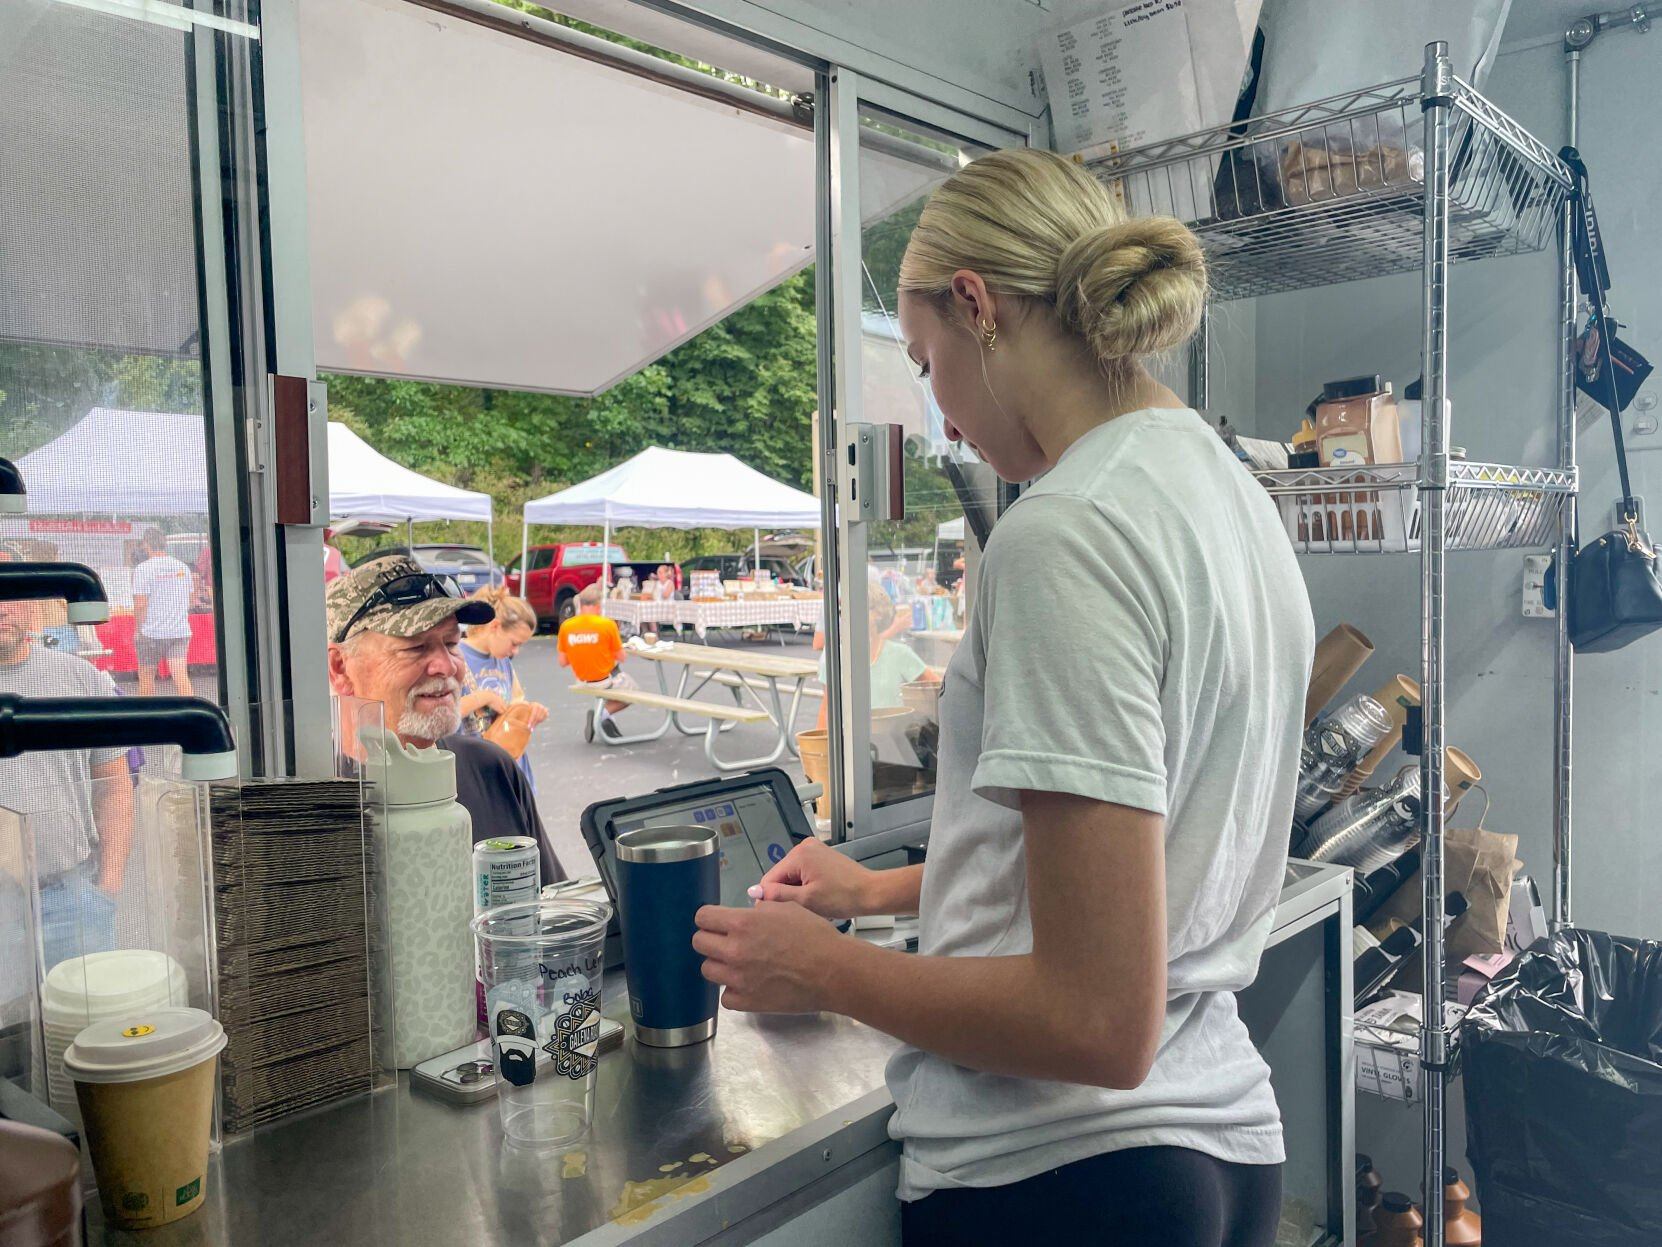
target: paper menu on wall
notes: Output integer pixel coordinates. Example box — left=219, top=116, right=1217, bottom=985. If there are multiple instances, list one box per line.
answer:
left=1039, top=2, right=1203, bottom=158
left=1037, top=0, right=1260, bottom=158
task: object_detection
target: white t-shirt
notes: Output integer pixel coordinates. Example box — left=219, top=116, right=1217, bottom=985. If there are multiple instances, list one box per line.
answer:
left=885, top=407, right=1314, bottom=1199
left=130, top=554, right=194, bottom=639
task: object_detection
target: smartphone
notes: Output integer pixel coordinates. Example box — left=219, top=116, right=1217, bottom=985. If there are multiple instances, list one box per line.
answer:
left=411, top=1019, right=625, bottom=1106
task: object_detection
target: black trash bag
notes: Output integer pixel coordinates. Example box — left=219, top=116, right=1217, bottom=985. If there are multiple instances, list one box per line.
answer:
left=1462, top=929, right=1662, bottom=1247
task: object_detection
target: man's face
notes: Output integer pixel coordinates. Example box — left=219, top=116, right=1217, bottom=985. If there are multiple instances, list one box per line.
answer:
left=329, top=617, right=465, bottom=746
left=0, top=599, right=35, bottom=655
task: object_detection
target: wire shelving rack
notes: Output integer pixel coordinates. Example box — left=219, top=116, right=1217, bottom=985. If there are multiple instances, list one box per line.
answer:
left=1092, top=42, right=1577, bottom=1247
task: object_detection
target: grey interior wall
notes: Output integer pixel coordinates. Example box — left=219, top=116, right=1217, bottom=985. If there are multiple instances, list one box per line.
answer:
left=1238, top=35, right=1662, bottom=940
left=1226, top=31, right=1662, bottom=1190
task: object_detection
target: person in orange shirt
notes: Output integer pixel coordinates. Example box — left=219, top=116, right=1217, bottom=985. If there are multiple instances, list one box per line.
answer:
left=558, top=583, right=638, bottom=742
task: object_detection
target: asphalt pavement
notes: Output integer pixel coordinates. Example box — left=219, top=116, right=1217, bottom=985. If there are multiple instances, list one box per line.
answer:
left=513, top=630, right=821, bottom=878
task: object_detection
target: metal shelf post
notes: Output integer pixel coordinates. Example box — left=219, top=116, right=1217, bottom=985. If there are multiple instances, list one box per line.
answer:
left=1418, top=40, right=1455, bottom=1247
left=1554, top=198, right=1578, bottom=929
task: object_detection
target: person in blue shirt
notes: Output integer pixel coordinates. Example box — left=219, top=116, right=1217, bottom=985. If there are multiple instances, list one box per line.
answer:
left=457, top=586, right=548, bottom=789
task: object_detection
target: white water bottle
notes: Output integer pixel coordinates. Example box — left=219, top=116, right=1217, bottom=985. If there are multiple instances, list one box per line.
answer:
left=361, top=728, right=476, bottom=1068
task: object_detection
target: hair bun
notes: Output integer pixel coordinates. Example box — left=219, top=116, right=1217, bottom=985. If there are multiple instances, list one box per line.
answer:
left=1054, top=217, right=1207, bottom=367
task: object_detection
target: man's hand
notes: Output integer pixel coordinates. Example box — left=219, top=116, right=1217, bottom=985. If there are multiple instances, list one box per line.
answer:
left=750, top=838, right=876, bottom=919
left=693, top=901, right=847, bottom=1014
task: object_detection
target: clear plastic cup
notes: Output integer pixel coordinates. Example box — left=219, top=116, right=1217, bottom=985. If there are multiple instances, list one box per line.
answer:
left=471, top=899, right=611, bottom=1148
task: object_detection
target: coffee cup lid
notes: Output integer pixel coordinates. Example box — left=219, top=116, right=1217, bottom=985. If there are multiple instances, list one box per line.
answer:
left=64, top=1007, right=226, bottom=1085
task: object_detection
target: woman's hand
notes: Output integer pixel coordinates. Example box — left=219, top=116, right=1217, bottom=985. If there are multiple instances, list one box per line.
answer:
left=694, top=901, right=847, bottom=1014
left=749, top=838, right=875, bottom=919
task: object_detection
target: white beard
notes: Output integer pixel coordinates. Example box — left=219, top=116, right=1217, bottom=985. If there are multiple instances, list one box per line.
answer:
left=399, top=677, right=461, bottom=741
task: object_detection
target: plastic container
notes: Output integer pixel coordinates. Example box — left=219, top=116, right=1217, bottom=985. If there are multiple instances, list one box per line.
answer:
left=1304, top=764, right=1425, bottom=873
left=472, top=899, right=611, bottom=1148
left=65, top=1007, right=226, bottom=1230
left=616, top=826, right=719, bottom=1048
left=1336, top=675, right=1419, bottom=799
left=1362, top=1191, right=1424, bottom=1246
left=361, top=728, right=475, bottom=1069
left=1316, top=375, right=1403, bottom=469
left=1294, top=694, right=1393, bottom=823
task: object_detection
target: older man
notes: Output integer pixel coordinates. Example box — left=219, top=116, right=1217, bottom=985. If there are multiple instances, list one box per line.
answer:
left=325, top=557, right=564, bottom=884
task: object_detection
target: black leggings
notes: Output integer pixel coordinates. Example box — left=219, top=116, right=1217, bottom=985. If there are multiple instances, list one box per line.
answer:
left=901, top=1145, right=1282, bottom=1247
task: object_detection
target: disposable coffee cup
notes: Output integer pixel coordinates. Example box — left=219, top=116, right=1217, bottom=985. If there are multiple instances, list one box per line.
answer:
left=64, top=1006, right=225, bottom=1230
left=616, top=825, right=719, bottom=1048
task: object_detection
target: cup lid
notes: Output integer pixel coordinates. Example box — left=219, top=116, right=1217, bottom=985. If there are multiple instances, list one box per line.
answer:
left=64, top=1007, right=226, bottom=1084
left=616, top=825, right=717, bottom=864
left=42, top=950, right=188, bottom=1019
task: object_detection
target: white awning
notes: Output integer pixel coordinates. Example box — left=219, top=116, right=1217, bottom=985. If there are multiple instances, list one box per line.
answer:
left=296, top=0, right=947, bottom=397
left=524, top=446, right=820, bottom=530
left=17, top=409, right=209, bottom=516
left=326, top=423, right=491, bottom=522
left=936, top=516, right=965, bottom=541
left=16, top=409, right=490, bottom=523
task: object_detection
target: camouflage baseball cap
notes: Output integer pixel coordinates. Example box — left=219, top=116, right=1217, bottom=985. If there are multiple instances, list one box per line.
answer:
left=326, top=555, right=494, bottom=644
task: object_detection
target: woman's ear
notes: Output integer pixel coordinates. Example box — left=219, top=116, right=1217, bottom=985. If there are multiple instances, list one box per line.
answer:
left=949, top=270, right=997, bottom=333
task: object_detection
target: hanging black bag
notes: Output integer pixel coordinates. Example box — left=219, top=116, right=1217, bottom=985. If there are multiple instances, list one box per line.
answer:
left=1551, top=148, right=1662, bottom=653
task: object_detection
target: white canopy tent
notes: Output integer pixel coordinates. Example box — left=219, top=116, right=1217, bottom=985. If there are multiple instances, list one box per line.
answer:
left=520, top=446, right=820, bottom=584
left=18, top=411, right=494, bottom=568
left=17, top=409, right=210, bottom=516
left=326, top=422, right=495, bottom=567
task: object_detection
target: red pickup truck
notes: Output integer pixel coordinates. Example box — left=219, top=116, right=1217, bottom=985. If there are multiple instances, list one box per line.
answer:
left=504, top=543, right=677, bottom=628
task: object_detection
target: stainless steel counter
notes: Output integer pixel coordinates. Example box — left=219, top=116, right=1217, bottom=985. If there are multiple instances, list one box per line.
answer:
left=89, top=973, right=901, bottom=1247
left=88, top=865, right=1352, bottom=1247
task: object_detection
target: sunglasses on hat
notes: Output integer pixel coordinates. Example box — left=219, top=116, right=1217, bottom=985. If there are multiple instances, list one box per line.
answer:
left=333, top=571, right=465, bottom=645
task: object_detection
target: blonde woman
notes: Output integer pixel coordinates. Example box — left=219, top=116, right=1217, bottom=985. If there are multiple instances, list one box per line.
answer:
left=459, top=586, right=548, bottom=787
left=693, top=150, right=1313, bottom=1245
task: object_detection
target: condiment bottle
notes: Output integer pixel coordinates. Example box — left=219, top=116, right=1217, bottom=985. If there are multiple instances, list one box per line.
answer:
left=1356, top=1153, right=1384, bottom=1222
left=1289, top=416, right=1320, bottom=468
left=1362, top=1191, right=1425, bottom=1246
left=1442, top=1166, right=1482, bottom=1245
left=1316, top=375, right=1404, bottom=469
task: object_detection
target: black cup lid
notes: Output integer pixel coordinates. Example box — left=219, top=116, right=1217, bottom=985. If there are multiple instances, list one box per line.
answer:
left=1356, top=1153, right=1374, bottom=1173
left=1382, top=1191, right=1415, bottom=1213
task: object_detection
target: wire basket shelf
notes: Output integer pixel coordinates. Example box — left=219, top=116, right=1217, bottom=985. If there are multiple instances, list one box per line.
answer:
left=1089, top=77, right=1572, bottom=300
left=1254, top=462, right=1576, bottom=555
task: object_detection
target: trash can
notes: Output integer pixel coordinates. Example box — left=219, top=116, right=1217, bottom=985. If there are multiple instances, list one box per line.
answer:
left=1462, top=928, right=1662, bottom=1247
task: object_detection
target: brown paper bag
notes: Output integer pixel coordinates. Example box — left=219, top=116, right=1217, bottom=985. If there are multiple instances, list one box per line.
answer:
left=1364, top=825, right=1519, bottom=991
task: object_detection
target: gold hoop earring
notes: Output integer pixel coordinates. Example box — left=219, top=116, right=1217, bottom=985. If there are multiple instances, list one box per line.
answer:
left=980, top=321, right=998, bottom=351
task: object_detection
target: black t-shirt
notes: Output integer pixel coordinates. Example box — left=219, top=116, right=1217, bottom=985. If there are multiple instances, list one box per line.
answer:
left=439, top=734, right=564, bottom=885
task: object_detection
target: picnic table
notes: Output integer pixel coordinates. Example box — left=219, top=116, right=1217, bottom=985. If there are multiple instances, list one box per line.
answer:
left=571, top=640, right=820, bottom=772
left=603, top=596, right=824, bottom=638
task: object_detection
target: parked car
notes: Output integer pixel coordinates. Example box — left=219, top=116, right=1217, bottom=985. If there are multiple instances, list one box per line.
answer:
left=504, top=543, right=676, bottom=628
left=352, top=543, right=500, bottom=595
left=680, top=553, right=804, bottom=587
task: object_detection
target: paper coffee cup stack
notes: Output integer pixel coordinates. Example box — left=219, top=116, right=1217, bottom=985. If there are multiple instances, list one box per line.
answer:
left=64, top=1006, right=225, bottom=1230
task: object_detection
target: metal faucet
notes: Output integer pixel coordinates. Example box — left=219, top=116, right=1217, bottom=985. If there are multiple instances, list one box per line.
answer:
left=0, top=563, right=110, bottom=623
left=0, top=694, right=238, bottom=781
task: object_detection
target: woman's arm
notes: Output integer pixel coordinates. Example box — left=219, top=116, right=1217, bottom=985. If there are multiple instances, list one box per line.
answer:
left=458, top=689, right=505, bottom=718
left=698, top=790, right=1167, bottom=1089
